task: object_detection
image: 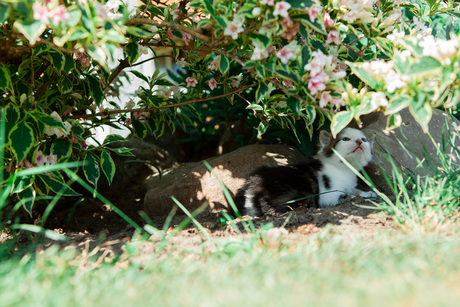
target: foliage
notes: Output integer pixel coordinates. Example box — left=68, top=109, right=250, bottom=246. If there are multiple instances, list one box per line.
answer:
left=1, top=0, right=460, bottom=217
left=366, top=121, right=460, bottom=231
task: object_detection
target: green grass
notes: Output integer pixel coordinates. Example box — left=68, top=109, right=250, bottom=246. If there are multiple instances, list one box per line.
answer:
left=1, top=229, right=460, bottom=306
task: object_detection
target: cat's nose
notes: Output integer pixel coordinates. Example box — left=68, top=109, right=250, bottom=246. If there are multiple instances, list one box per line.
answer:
left=356, top=139, right=362, bottom=145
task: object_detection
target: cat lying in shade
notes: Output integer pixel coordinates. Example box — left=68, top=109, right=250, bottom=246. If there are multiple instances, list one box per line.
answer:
left=234, top=128, right=377, bottom=216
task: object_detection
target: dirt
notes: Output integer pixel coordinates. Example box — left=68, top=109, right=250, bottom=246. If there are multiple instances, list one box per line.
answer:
left=0, top=193, right=395, bottom=263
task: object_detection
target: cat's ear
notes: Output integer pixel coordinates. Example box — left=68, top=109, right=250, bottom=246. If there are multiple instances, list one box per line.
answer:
left=319, top=130, right=333, bottom=147
left=368, top=133, right=376, bottom=152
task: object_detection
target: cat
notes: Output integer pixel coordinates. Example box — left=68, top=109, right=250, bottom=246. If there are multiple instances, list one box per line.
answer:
left=233, top=128, right=376, bottom=216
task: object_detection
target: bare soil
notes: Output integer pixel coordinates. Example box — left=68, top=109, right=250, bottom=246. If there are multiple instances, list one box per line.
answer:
left=0, top=194, right=395, bottom=261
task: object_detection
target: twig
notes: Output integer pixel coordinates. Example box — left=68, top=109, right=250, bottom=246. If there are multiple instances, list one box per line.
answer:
left=67, top=83, right=258, bottom=119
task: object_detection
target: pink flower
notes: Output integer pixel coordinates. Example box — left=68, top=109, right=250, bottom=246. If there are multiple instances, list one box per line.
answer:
left=7, top=162, right=14, bottom=173
left=273, top=1, right=291, bottom=19
left=307, top=6, right=321, bottom=22
left=24, top=160, right=34, bottom=168
left=33, top=4, right=49, bottom=24
left=319, top=91, right=332, bottom=108
left=261, top=0, right=275, bottom=5
left=326, top=30, right=341, bottom=45
left=45, top=154, right=58, bottom=165
left=181, top=32, right=193, bottom=44
left=281, top=21, right=300, bottom=41
left=284, top=79, right=293, bottom=88
left=35, top=151, right=46, bottom=166
left=186, top=77, right=198, bottom=87
left=49, top=5, right=70, bottom=24
left=224, top=21, right=244, bottom=40
left=209, top=55, right=221, bottom=71
left=207, top=79, right=217, bottom=90
left=323, top=13, right=334, bottom=28
left=308, top=71, right=327, bottom=95
left=276, top=42, right=298, bottom=64
left=166, top=28, right=174, bottom=38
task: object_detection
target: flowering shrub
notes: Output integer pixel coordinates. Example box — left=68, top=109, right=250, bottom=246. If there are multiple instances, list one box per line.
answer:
left=1, top=0, right=460, bottom=214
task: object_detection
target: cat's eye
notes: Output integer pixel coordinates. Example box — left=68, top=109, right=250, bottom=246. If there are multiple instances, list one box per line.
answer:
left=362, top=138, right=368, bottom=142
left=342, top=137, right=350, bottom=141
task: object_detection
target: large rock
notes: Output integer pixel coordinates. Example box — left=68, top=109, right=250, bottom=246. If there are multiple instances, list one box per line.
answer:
left=362, top=109, right=460, bottom=177
left=144, top=144, right=308, bottom=217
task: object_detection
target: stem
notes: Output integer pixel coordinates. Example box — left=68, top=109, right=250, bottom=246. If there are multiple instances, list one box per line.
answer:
left=67, top=83, right=258, bottom=120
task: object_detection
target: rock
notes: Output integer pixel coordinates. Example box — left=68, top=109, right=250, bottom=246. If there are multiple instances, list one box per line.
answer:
left=143, top=144, right=309, bottom=217
left=362, top=109, right=460, bottom=177
left=102, top=138, right=179, bottom=201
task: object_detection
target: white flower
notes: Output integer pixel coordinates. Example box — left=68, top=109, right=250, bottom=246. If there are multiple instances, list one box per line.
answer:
left=370, top=92, right=389, bottom=109
left=384, top=70, right=405, bottom=93
left=252, top=7, right=262, bottom=17
left=251, top=41, right=269, bottom=61
left=224, top=15, right=245, bottom=39
left=273, top=1, right=291, bottom=19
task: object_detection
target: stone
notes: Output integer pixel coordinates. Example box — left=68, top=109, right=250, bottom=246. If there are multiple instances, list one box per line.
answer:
left=143, top=144, right=309, bottom=217
left=361, top=109, right=460, bottom=177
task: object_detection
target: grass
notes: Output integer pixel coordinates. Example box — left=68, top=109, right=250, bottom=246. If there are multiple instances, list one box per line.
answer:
left=1, top=228, right=460, bottom=306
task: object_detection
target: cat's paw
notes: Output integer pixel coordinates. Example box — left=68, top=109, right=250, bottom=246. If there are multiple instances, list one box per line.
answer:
left=353, top=189, right=377, bottom=201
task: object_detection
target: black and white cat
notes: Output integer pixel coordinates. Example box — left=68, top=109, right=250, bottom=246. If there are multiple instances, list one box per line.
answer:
left=234, top=128, right=376, bottom=216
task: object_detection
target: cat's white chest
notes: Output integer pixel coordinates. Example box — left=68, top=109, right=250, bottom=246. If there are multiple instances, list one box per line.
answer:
left=318, top=163, right=357, bottom=207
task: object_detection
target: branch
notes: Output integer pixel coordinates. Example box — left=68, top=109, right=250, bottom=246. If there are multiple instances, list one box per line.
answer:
left=67, top=83, right=258, bottom=120
left=126, top=18, right=211, bottom=44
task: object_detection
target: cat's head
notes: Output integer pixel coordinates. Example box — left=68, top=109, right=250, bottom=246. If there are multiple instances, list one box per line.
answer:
left=318, top=128, right=375, bottom=168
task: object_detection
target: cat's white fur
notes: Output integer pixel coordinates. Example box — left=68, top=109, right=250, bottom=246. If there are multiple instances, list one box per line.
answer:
left=317, top=128, right=376, bottom=207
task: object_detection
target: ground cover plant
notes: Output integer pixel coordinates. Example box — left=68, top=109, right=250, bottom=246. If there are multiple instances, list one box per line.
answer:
left=2, top=0, right=460, bottom=305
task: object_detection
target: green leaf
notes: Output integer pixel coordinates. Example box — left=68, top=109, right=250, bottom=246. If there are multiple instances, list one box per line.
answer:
left=257, top=121, right=268, bottom=138
left=129, top=70, right=149, bottom=83
left=64, top=55, right=76, bottom=74
left=220, top=55, right=230, bottom=74
left=300, top=44, right=311, bottom=69
left=287, top=97, right=301, bottom=115
left=126, top=42, right=139, bottom=65
left=275, top=67, right=300, bottom=83
left=331, top=111, right=353, bottom=137
left=101, top=150, right=116, bottom=185
left=386, top=113, right=402, bottom=130
left=83, top=152, right=100, bottom=189
left=8, top=121, right=34, bottom=163
left=51, top=51, right=65, bottom=71
left=0, top=2, right=10, bottom=23
left=347, top=62, right=380, bottom=90
left=305, top=105, right=316, bottom=125
left=60, top=78, right=73, bottom=94
left=4, top=103, right=19, bottom=123
left=68, top=28, right=89, bottom=41
left=409, top=92, right=432, bottom=133
left=51, top=138, right=72, bottom=161
left=202, top=0, right=215, bottom=16
left=246, top=104, right=264, bottom=111
left=132, top=120, right=147, bottom=138
left=87, top=75, right=104, bottom=105
left=407, top=56, right=442, bottom=77
left=0, top=63, right=12, bottom=91
left=13, top=20, right=46, bottom=45
left=36, top=114, right=65, bottom=129
left=38, top=174, right=82, bottom=196
left=215, top=16, right=228, bottom=29
left=17, top=186, right=36, bottom=216
left=106, top=147, right=134, bottom=156
left=385, top=95, right=410, bottom=115
left=86, top=46, right=107, bottom=65
left=287, top=0, right=315, bottom=9
left=12, top=174, right=34, bottom=194
left=103, top=134, right=126, bottom=145
left=249, top=33, right=271, bottom=47
left=256, top=82, right=269, bottom=103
